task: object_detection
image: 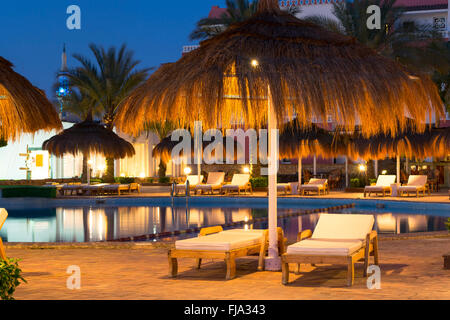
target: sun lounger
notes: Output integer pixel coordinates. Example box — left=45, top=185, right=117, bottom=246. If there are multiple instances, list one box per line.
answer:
left=0, top=208, right=8, bottom=260
left=221, top=174, right=252, bottom=195
left=81, top=183, right=109, bottom=196
left=175, top=175, right=204, bottom=195
left=364, top=175, right=396, bottom=197
left=299, top=179, right=329, bottom=196
left=277, top=183, right=292, bottom=195
left=281, top=214, right=379, bottom=286
left=102, top=184, right=130, bottom=195
left=60, top=183, right=85, bottom=196
left=169, top=226, right=286, bottom=280
left=195, top=172, right=225, bottom=195
left=398, top=175, right=430, bottom=197
left=129, top=183, right=141, bottom=193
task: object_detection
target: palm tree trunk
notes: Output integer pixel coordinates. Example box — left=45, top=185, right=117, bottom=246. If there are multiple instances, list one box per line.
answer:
left=104, top=119, right=116, bottom=183
left=158, top=161, right=167, bottom=178
left=82, top=152, right=88, bottom=183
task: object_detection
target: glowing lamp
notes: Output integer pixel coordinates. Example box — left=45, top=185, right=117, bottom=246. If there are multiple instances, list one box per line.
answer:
left=243, top=166, right=250, bottom=174
left=184, top=167, right=192, bottom=175
left=251, top=59, right=259, bottom=68
left=358, top=164, right=367, bottom=172
left=381, top=170, right=387, bottom=175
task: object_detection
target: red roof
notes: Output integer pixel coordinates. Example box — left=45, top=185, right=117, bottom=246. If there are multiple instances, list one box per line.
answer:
left=209, top=6, right=228, bottom=19
left=395, top=0, right=448, bottom=7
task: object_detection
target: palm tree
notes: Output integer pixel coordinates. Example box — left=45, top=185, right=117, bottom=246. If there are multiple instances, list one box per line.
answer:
left=144, top=121, right=178, bottom=178
left=305, top=0, right=449, bottom=105
left=65, top=44, right=151, bottom=182
left=190, top=0, right=300, bottom=40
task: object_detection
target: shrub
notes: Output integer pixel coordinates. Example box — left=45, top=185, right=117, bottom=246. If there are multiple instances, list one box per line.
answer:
left=114, top=177, right=136, bottom=184
left=369, top=178, right=377, bottom=185
left=446, top=218, right=450, bottom=232
left=350, top=178, right=364, bottom=188
left=159, top=177, right=171, bottom=184
left=0, top=258, right=27, bottom=300
left=0, top=186, right=57, bottom=198
left=250, top=177, right=268, bottom=188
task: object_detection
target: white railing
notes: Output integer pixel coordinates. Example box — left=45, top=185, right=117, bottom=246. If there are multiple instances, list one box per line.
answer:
left=182, top=45, right=200, bottom=53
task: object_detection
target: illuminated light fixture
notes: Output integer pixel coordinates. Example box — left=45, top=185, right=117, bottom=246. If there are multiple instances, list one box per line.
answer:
left=184, top=167, right=192, bottom=175
left=98, top=165, right=106, bottom=172
left=251, top=59, right=259, bottom=68
left=411, top=166, right=416, bottom=170
left=358, top=164, right=367, bottom=172
left=381, top=170, right=388, bottom=175
left=408, top=75, right=420, bottom=80
left=243, top=166, right=250, bottom=174
left=422, top=165, right=428, bottom=170
left=139, top=172, right=146, bottom=178
left=120, top=173, right=126, bottom=177
left=87, top=159, right=93, bottom=166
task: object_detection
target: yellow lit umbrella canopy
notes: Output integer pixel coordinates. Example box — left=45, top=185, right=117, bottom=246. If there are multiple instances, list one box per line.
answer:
left=0, top=57, right=62, bottom=141
left=116, top=0, right=442, bottom=136
left=115, top=0, right=443, bottom=266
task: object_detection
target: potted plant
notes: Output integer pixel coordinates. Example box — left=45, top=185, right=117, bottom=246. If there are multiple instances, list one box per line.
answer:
left=0, top=258, right=27, bottom=300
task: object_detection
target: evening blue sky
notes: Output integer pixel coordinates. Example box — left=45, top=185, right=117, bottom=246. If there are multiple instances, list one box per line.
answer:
left=0, top=0, right=227, bottom=98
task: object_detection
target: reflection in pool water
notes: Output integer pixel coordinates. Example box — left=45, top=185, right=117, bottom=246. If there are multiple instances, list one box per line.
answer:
left=0, top=206, right=448, bottom=243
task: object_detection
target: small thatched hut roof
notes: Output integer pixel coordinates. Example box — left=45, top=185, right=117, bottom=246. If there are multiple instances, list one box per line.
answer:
left=431, top=126, right=450, bottom=158
left=116, top=0, right=443, bottom=137
left=0, top=57, right=62, bottom=141
left=348, top=122, right=439, bottom=160
left=42, top=119, right=135, bottom=158
left=153, top=135, right=246, bottom=163
left=278, top=120, right=341, bottom=159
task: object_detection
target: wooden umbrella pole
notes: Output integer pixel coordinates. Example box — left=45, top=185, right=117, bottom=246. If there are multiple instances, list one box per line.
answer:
left=345, top=156, right=349, bottom=188
left=266, top=84, right=280, bottom=271
left=298, top=156, right=302, bottom=186
left=313, top=155, right=317, bottom=176
left=374, top=160, right=378, bottom=177
left=397, top=155, right=401, bottom=184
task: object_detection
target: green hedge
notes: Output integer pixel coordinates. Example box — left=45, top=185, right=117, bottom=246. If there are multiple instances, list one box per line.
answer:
left=0, top=186, right=57, bottom=198
left=250, top=177, right=268, bottom=188
left=114, top=177, right=136, bottom=184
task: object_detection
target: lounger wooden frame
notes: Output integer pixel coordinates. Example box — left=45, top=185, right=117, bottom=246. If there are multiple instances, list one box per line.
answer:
left=299, top=183, right=329, bottom=196
left=398, top=185, right=430, bottom=198
left=168, top=226, right=286, bottom=280
left=221, top=182, right=253, bottom=195
left=364, top=186, right=392, bottom=198
left=277, top=184, right=292, bottom=195
left=0, top=209, right=8, bottom=261
left=281, top=230, right=379, bottom=287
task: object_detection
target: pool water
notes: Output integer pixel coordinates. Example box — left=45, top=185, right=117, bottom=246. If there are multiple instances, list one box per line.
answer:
left=0, top=205, right=448, bottom=243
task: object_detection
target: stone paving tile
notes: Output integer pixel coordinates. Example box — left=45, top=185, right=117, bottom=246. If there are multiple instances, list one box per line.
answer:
left=6, top=237, right=450, bottom=300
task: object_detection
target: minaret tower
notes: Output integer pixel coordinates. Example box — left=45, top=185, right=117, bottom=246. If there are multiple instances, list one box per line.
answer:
left=56, top=44, right=70, bottom=119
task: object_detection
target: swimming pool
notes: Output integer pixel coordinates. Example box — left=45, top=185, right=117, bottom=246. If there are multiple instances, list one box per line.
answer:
left=1, top=198, right=448, bottom=243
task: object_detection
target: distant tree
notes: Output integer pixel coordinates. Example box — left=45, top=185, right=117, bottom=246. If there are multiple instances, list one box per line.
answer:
left=65, top=44, right=151, bottom=182
left=190, top=0, right=301, bottom=40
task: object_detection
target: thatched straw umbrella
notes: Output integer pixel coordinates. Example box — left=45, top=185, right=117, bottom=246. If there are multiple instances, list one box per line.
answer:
left=43, top=115, right=135, bottom=183
left=430, top=127, right=450, bottom=159
left=279, top=119, right=346, bottom=185
left=116, top=0, right=443, bottom=270
left=349, top=123, right=441, bottom=182
left=0, top=57, right=62, bottom=141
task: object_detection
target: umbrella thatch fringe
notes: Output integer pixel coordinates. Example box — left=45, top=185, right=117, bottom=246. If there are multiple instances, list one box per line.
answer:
left=0, top=57, right=62, bottom=141
left=116, top=10, right=443, bottom=137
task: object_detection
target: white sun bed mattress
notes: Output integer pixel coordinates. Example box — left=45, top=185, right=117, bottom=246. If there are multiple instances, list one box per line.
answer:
left=287, top=239, right=363, bottom=256
left=175, top=230, right=264, bottom=251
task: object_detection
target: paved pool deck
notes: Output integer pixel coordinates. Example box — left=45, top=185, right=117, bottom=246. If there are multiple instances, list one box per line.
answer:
left=6, top=233, right=450, bottom=300
left=59, top=186, right=450, bottom=203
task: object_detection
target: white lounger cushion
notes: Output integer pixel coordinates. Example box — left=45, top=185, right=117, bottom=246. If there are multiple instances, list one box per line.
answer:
left=287, top=239, right=363, bottom=256
left=405, top=175, right=427, bottom=187
left=176, top=231, right=263, bottom=251
left=375, top=175, right=396, bottom=187
left=177, top=175, right=204, bottom=188
left=312, top=214, right=374, bottom=241
left=223, top=174, right=250, bottom=188
left=205, top=172, right=225, bottom=185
